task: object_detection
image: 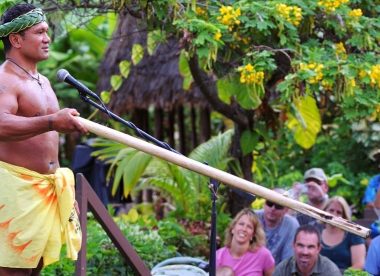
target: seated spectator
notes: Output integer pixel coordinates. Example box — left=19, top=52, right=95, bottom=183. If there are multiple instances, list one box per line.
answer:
left=363, top=174, right=380, bottom=208
left=320, top=196, right=366, bottom=271
left=362, top=175, right=380, bottom=239
left=274, top=225, right=341, bottom=276
left=296, top=168, right=329, bottom=231
left=365, top=234, right=380, bottom=275
left=216, top=208, right=275, bottom=276
left=255, top=188, right=299, bottom=264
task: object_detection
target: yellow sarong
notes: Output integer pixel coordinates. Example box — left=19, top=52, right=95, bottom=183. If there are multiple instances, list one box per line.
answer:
left=0, top=161, right=81, bottom=268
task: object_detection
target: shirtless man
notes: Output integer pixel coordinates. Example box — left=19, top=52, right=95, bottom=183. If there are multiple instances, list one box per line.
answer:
left=0, top=3, right=87, bottom=275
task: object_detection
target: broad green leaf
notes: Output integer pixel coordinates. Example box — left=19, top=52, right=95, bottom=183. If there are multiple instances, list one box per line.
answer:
left=216, top=78, right=232, bottom=104
left=119, top=60, right=131, bottom=78
left=240, top=130, right=258, bottom=155
left=100, top=90, right=110, bottom=104
left=110, top=74, right=122, bottom=91
left=217, top=75, right=262, bottom=109
left=69, top=29, right=106, bottom=56
left=122, top=151, right=152, bottom=198
left=246, top=85, right=263, bottom=109
left=147, top=30, right=165, bottom=55
left=286, top=95, right=322, bottom=149
left=132, top=43, right=144, bottom=65
left=178, top=51, right=194, bottom=90
left=182, top=76, right=193, bottom=90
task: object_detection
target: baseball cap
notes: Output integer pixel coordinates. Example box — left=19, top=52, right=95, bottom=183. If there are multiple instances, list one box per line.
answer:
left=304, top=168, right=327, bottom=182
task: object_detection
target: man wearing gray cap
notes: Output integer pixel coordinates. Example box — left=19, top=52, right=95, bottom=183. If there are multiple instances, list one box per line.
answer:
left=296, top=168, right=329, bottom=229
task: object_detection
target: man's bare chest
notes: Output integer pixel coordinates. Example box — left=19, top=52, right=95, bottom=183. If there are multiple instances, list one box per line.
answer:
left=17, top=83, right=59, bottom=116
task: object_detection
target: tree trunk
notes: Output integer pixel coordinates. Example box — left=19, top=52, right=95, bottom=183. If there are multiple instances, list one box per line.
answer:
left=177, top=105, right=187, bottom=155
left=190, top=106, right=198, bottom=148
left=199, top=106, right=211, bottom=143
left=228, top=123, right=256, bottom=216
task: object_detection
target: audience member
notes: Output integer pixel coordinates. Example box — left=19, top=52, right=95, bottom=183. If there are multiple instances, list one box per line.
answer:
left=216, top=208, right=275, bottom=276
left=255, top=188, right=299, bottom=264
left=274, top=225, right=341, bottom=276
left=296, top=168, right=329, bottom=230
left=320, top=196, right=366, bottom=271
left=365, top=234, right=380, bottom=275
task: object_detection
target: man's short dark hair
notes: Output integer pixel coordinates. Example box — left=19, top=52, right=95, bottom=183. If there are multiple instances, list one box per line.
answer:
left=293, top=224, right=321, bottom=245
left=1, top=3, right=36, bottom=52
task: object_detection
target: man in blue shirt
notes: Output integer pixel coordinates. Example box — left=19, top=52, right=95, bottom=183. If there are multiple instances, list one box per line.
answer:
left=365, top=235, right=380, bottom=276
left=255, top=188, right=299, bottom=264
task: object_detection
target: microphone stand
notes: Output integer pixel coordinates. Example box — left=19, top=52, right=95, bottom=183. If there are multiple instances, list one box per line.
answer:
left=78, top=93, right=179, bottom=154
left=78, top=92, right=217, bottom=276
left=208, top=177, right=219, bottom=276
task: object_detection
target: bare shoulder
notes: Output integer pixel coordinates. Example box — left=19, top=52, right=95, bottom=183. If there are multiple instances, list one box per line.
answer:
left=40, top=73, right=50, bottom=83
left=0, top=65, right=24, bottom=95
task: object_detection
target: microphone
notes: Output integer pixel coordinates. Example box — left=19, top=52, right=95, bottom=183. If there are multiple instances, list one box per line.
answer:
left=56, top=69, right=100, bottom=99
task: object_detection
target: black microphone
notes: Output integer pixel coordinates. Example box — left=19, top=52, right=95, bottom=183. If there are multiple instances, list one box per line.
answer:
left=56, top=69, right=100, bottom=99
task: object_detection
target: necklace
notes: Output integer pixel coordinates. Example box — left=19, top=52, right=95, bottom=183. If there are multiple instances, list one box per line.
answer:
left=6, top=58, right=42, bottom=88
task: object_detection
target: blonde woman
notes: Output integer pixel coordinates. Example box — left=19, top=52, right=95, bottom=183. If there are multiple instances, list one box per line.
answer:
left=216, top=208, right=275, bottom=276
left=321, top=196, right=366, bottom=271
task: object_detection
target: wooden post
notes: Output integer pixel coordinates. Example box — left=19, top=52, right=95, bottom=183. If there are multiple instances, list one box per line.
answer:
left=75, top=174, right=151, bottom=276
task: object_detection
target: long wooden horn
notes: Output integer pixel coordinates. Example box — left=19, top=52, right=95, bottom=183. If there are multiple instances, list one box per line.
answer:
left=77, top=117, right=370, bottom=238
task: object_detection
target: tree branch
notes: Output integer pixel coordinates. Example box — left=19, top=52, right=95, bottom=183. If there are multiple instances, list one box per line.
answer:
left=188, top=56, right=249, bottom=127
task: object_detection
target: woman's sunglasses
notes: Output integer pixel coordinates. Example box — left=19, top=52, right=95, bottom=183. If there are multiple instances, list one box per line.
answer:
left=265, top=201, right=285, bottom=210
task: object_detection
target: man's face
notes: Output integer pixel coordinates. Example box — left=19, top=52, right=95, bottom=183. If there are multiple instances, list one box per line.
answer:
left=18, top=21, right=50, bottom=61
left=293, top=231, right=321, bottom=273
left=305, top=178, right=328, bottom=205
left=263, top=200, right=287, bottom=226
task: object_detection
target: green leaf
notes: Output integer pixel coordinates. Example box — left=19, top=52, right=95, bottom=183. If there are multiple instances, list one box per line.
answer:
left=119, top=60, right=131, bottom=78
left=131, top=43, right=144, bottom=65
left=178, top=51, right=194, bottom=90
left=122, top=152, right=152, bottom=198
left=147, top=30, right=165, bottom=55
left=100, top=91, right=110, bottom=104
left=286, top=95, right=322, bottom=149
left=110, top=75, right=122, bottom=91
left=246, top=85, right=263, bottom=109
left=240, top=130, right=258, bottom=155
left=216, top=78, right=232, bottom=104
left=217, top=75, right=263, bottom=109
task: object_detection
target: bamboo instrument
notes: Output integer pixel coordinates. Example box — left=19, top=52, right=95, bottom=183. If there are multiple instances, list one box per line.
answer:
left=77, top=117, right=370, bottom=238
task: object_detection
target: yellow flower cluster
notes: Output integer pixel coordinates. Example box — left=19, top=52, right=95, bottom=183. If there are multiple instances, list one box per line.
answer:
left=214, top=30, right=222, bottom=41
left=322, top=80, right=333, bottom=91
left=238, top=63, right=265, bottom=84
left=348, top=8, right=362, bottom=18
left=369, top=64, right=380, bottom=88
left=335, top=42, right=347, bottom=59
left=348, top=78, right=356, bottom=88
left=359, top=69, right=367, bottom=80
left=195, top=7, right=207, bottom=16
left=276, top=4, right=303, bottom=26
left=300, top=62, right=324, bottom=84
left=217, top=5, right=241, bottom=31
left=317, top=0, right=349, bottom=12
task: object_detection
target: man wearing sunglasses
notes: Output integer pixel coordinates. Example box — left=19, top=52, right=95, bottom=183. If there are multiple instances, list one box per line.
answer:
left=296, top=168, right=329, bottom=230
left=255, top=188, right=300, bottom=264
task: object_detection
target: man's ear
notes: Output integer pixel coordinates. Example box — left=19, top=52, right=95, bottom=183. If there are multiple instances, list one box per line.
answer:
left=8, top=33, right=22, bottom=49
left=317, top=243, right=322, bottom=254
left=322, top=182, right=329, bottom=193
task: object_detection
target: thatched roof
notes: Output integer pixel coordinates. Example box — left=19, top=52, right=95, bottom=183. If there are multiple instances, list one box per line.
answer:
left=96, top=13, right=209, bottom=114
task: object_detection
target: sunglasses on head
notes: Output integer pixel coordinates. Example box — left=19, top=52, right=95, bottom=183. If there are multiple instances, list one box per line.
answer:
left=265, top=201, right=284, bottom=210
